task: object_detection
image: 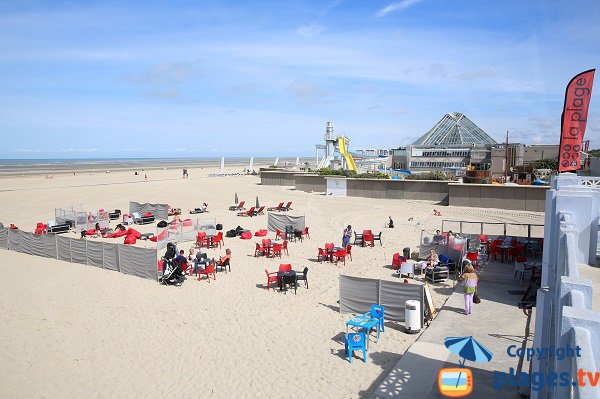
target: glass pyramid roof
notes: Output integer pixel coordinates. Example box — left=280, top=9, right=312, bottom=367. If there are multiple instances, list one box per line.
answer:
left=412, top=112, right=497, bottom=146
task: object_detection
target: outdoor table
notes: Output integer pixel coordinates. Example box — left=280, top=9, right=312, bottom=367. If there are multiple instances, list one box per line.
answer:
left=498, top=244, right=511, bottom=262
left=329, top=247, right=344, bottom=262
left=346, top=315, right=380, bottom=349
left=277, top=270, right=296, bottom=291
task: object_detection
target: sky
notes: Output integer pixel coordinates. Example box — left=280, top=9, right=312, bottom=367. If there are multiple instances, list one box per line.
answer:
left=1, top=0, right=600, bottom=158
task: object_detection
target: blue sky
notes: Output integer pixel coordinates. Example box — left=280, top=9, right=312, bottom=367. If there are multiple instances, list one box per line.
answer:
left=1, top=0, right=599, bottom=158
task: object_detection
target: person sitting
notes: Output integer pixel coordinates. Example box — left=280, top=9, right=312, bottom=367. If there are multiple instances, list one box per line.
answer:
left=388, top=216, right=394, bottom=228
left=433, top=209, right=442, bottom=216
left=433, top=229, right=444, bottom=244
left=202, top=202, right=208, bottom=212
left=193, top=252, right=208, bottom=274
left=217, top=248, right=232, bottom=266
left=174, top=250, right=187, bottom=267
left=429, top=249, right=439, bottom=268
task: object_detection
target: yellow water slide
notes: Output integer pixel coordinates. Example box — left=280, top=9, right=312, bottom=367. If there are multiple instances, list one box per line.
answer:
left=338, top=136, right=358, bottom=173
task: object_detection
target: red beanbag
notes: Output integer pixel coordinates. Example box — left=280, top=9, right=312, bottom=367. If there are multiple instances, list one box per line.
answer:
left=86, top=229, right=96, bottom=236
left=126, top=228, right=142, bottom=239
left=182, top=219, right=193, bottom=227
left=149, top=235, right=158, bottom=242
left=240, top=232, right=252, bottom=239
left=124, top=234, right=137, bottom=245
left=143, top=212, right=153, bottom=217
left=254, top=230, right=268, bottom=237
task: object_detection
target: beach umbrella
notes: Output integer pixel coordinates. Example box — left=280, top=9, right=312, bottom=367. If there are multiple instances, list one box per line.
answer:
left=296, top=156, right=300, bottom=165
left=234, top=193, right=238, bottom=204
left=444, top=336, right=492, bottom=365
left=249, top=157, right=254, bottom=172
left=444, top=336, right=493, bottom=389
left=274, top=157, right=279, bottom=166
left=221, top=157, right=225, bottom=172
left=256, top=196, right=260, bottom=208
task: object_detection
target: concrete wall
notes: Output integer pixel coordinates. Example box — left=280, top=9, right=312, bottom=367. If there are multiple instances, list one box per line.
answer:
left=346, top=179, right=449, bottom=202
left=448, top=183, right=548, bottom=212
left=294, top=174, right=326, bottom=192
left=260, top=171, right=299, bottom=186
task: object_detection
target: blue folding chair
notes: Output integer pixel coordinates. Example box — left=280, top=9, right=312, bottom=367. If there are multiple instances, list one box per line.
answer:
left=345, top=332, right=367, bottom=363
left=363, top=304, right=385, bottom=337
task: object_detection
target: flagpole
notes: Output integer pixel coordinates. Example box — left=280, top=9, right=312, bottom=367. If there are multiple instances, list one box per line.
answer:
left=504, top=131, right=509, bottom=182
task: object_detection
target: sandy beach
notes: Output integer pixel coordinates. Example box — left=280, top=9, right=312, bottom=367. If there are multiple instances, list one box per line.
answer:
left=0, top=167, right=545, bottom=398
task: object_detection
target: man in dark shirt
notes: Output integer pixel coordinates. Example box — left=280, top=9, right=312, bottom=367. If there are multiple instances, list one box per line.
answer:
left=175, top=250, right=187, bottom=266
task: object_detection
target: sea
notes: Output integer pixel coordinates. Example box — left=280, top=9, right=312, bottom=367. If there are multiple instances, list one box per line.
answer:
left=0, top=157, right=315, bottom=176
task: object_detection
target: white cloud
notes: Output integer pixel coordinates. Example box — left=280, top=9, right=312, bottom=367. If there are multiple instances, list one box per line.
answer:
left=376, top=0, right=424, bottom=17
left=296, top=23, right=326, bottom=38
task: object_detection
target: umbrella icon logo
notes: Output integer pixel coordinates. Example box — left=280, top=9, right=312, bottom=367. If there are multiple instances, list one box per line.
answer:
left=438, top=336, right=493, bottom=397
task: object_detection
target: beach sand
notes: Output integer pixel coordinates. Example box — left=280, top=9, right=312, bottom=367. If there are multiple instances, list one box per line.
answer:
left=0, top=167, right=545, bottom=398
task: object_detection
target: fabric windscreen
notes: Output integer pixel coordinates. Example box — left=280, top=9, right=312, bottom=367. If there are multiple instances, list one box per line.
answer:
left=379, top=280, right=423, bottom=322
left=267, top=213, right=306, bottom=232
left=0, top=228, right=8, bottom=249
left=129, top=202, right=169, bottom=220
left=339, top=275, right=380, bottom=315
left=102, top=243, right=119, bottom=271
left=86, top=241, right=103, bottom=268
left=118, top=245, right=157, bottom=280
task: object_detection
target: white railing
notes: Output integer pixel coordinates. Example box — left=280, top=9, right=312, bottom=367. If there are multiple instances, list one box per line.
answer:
left=579, top=177, right=600, bottom=188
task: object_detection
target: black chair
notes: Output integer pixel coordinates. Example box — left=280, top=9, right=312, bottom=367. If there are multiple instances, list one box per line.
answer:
left=281, top=274, right=297, bottom=295
left=353, top=232, right=363, bottom=246
left=296, top=267, right=309, bottom=289
left=373, top=232, right=383, bottom=246
left=194, top=253, right=208, bottom=275
left=108, top=209, right=121, bottom=220
left=216, top=258, right=231, bottom=273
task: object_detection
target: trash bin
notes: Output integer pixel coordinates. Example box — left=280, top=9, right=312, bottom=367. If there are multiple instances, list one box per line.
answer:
left=403, top=247, right=411, bottom=260
left=405, top=300, right=421, bottom=334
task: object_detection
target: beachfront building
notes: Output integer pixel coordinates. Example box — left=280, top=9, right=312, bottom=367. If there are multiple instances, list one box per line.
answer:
left=407, top=112, right=498, bottom=174
left=354, top=148, right=390, bottom=157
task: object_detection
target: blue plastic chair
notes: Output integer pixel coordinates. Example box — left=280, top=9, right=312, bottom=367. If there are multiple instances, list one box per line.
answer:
left=370, top=304, right=385, bottom=333
left=363, top=304, right=385, bottom=337
left=345, top=332, right=367, bottom=363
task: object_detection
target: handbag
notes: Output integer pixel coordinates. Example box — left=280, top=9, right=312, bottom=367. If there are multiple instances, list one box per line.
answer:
left=473, top=292, right=481, bottom=304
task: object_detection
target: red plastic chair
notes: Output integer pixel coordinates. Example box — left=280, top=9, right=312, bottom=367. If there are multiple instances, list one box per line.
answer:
left=271, top=243, right=283, bottom=259
left=211, top=232, right=223, bottom=249
left=301, top=227, right=310, bottom=239
left=466, top=251, right=479, bottom=268
left=345, top=245, right=352, bottom=261
left=181, top=260, right=190, bottom=275
left=275, top=229, right=286, bottom=241
left=255, top=243, right=264, bottom=258
left=487, top=242, right=500, bottom=261
left=363, top=234, right=374, bottom=247
left=198, top=263, right=216, bottom=282
left=279, top=264, right=292, bottom=272
left=196, top=232, right=207, bottom=248
left=317, top=248, right=326, bottom=263
left=282, top=240, right=289, bottom=255
left=262, top=238, right=272, bottom=246
left=334, top=250, right=346, bottom=266
left=267, top=202, right=284, bottom=211
left=392, top=253, right=403, bottom=270
left=265, top=269, right=278, bottom=290
left=283, top=201, right=293, bottom=211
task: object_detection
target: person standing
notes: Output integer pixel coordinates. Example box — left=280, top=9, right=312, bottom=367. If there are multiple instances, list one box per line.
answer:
left=342, top=225, right=353, bottom=248
left=460, top=264, right=478, bottom=315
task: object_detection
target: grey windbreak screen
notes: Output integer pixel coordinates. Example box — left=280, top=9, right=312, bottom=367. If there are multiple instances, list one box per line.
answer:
left=339, top=275, right=380, bottom=315
left=129, top=202, right=169, bottom=220
left=57, top=236, right=71, bottom=262
left=70, top=239, right=87, bottom=264
left=0, top=228, right=7, bottom=249
left=8, top=229, right=21, bottom=252
left=379, top=280, right=423, bottom=322
left=86, top=241, right=103, bottom=268
left=267, top=213, right=306, bottom=232
left=3, top=229, right=156, bottom=281
left=339, top=275, right=424, bottom=322
left=102, top=243, right=119, bottom=271
left=118, top=245, right=157, bottom=280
